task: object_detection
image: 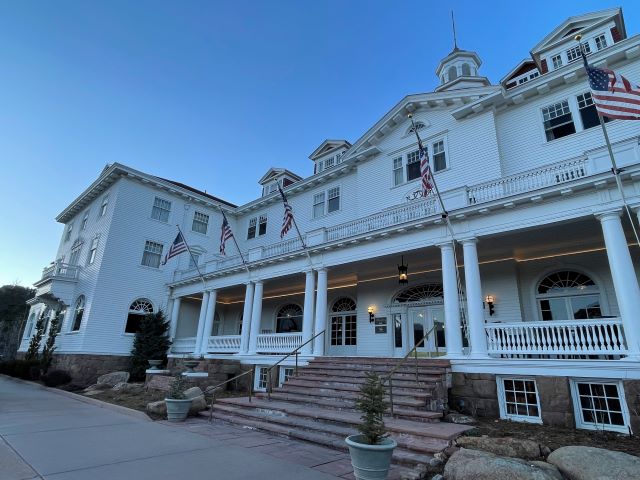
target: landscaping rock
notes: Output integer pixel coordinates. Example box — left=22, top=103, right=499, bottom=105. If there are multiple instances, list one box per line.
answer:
left=112, top=382, right=144, bottom=394
left=146, top=400, right=166, bottom=416
left=455, top=436, right=546, bottom=460
left=146, top=374, right=172, bottom=392
left=97, top=371, right=130, bottom=387
left=529, top=461, right=564, bottom=480
left=189, top=395, right=207, bottom=414
left=444, top=448, right=561, bottom=480
left=183, top=386, right=203, bottom=399
left=83, top=383, right=110, bottom=392
left=444, top=413, right=478, bottom=425
left=547, top=446, right=640, bottom=480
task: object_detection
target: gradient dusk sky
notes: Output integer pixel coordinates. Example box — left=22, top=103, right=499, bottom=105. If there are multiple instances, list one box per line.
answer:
left=1, top=1, right=639, bottom=286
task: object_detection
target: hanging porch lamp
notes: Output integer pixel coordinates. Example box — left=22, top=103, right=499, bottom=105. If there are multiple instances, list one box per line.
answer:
left=398, top=255, right=408, bottom=285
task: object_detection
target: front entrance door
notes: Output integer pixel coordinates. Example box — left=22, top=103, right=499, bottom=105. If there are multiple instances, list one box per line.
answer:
left=408, top=306, right=445, bottom=354
left=328, top=313, right=357, bottom=356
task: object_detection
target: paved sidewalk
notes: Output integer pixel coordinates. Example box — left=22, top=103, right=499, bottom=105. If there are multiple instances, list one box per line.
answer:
left=0, top=376, right=338, bottom=480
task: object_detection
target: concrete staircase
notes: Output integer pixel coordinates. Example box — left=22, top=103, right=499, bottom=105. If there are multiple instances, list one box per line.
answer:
left=205, top=357, right=473, bottom=470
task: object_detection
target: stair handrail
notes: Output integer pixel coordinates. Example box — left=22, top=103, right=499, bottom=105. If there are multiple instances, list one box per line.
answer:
left=266, top=329, right=326, bottom=401
left=382, top=324, right=440, bottom=416
left=206, top=366, right=256, bottom=422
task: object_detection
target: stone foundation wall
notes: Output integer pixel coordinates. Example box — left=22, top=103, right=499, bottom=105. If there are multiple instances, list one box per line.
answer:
left=451, top=372, right=640, bottom=432
left=165, top=358, right=251, bottom=392
left=51, top=353, right=131, bottom=387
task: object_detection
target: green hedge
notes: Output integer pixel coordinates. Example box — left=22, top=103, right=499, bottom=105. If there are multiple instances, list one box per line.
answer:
left=0, top=359, right=44, bottom=380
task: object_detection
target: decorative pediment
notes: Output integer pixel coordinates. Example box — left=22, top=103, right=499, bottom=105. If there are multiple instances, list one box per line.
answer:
left=308, top=140, right=352, bottom=161
left=258, top=168, right=302, bottom=186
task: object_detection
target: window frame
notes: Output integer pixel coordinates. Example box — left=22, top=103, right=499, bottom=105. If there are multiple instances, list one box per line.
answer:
left=535, top=270, right=603, bottom=321
left=313, top=192, right=325, bottom=219
left=70, top=295, right=86, bottom=332
left=150, top=196, right=172, bottom=223
left=595, top=33, right=608, bottom=51
left=551, top=54, right=563, bottom=70
left=541, top=99, right=576, bottom=142
left=392, top=157, right=404, bottom=186
left=570, top=379, right=630, bottom=433
left=81, top=211, right=89, bottom=231
left=99, top=194, right=109, bottom=217
left=65, top=223, right=74, bottom=242
left=192, top=211, right=209, bottom=235
left=87, top=236, right=99, bottom=265
left=497, top=376, right=542, bottom=424
left=312, top=186, right=341, bottom=219
left=124, top=298, right=155, bottom=335
left=141, top=240, right=164, bottom=269
left=258, top=215, right=267, bottom=236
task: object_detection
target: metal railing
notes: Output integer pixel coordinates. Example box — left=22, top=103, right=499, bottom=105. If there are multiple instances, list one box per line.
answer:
left=382, top=324, right=440, bottom=416
left=207, top=366, right=256, bottom=422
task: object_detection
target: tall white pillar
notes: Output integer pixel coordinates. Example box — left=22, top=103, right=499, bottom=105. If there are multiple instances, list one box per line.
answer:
left=194, top=291, right=210, bottom=354
left=199, top=289, right=217, bottom=355
left=598, top=211, right=640, bottom=357
left=301, top=270, right=316, bottom=355
left=314, top=268, right=328, bottom=356
left=462, top=238, right=489, bottom=358
left=439, top=242, right=463, bottom=357
left=169, top=297, right=181, bottom=340
left=247, top=281, right=264, bottom=355
left=238, top=282, right=254, bottom=354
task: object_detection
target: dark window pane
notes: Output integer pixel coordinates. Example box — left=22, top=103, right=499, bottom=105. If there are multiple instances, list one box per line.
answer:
left=529, top=405, right=539, bottom=417
left=610, top=412, right=624, bottom=425
left=394, top=315, right=402, bottom=348
left=407, top=161, right=421, bottom=181
left=125, top=313, right=144, bottom=333
left=604, top=384, right=618, bottom=397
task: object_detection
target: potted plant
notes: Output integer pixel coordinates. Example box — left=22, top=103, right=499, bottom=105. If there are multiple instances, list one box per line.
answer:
left=183, top=355, right=201, bottom=372
left=148, top=359, right=164, bottom=371
left=165, top=374, right=191, bottom=422
left=345, top=372, right=397, bottom=480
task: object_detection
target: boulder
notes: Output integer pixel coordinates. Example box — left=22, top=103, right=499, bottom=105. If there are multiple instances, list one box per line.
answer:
left=189, top=395, right=207, bottom=414
left=529, top=461, right=564, bottom=480
left=146, top=374, right=172, bottom=392
left=112, top=382, right=144, bottom=394
left=444, top=448, right=562, bottom=480
left=444, top=413, right=478, bottom=425
left=83, top=383, right=110, bottom=392
left=455, top=436, right=546, bottom=460
left=183, top=386, right=203, bottom=399
left=97, top=371, right=130, bottom=387
left=547, top=446, right=640, bottom=480
left=146, top=400, right=166, bottom=416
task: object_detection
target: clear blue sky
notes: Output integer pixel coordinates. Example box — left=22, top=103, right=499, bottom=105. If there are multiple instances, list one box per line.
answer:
left=1, top=1, right=639, bottom=286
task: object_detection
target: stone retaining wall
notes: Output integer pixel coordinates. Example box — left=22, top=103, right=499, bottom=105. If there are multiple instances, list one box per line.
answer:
left=51, top=353, right=131, bottom=387
left=451, top=372, right=640, bottom=432
left=164, top=358, right=251, bottom=392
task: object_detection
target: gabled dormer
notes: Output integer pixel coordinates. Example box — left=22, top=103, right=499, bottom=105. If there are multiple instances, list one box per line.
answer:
left=501, top=59, right=540, bottom=90
left=530, top=8, right=625, bottom=74
left=435, top=47, right=491, bottom=92
left=258, top=168, right=302, bottom=197
left=309, top=140, right=352, bottom=174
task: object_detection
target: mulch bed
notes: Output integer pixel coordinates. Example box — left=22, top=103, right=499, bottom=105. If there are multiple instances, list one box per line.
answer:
left=463, top=417, right=639, bottom=456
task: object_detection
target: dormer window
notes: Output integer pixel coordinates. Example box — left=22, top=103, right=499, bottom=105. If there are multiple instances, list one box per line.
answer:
left=262, top=183, right=278, bottom=197
left=595, top=34, right=607, bottom=51
left=566, top=43, right=590, bottom=63
left=325, top=156, right=335, bottom=169
left=551, top=54, right=563, bottom=69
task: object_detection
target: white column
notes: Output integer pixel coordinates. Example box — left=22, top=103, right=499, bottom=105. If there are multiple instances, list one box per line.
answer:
left=238, top=282, right=254, bottom=354
left=199, top=289, right=217, bottom=355
left=313, top=268, right=328, bottom=356
left=301, top=270, right=316, bottom=355
left=598, top=211, right=640, bottom=357
left=462, top=238, right=489, bottom=358
left=439, top=242, right=463, bottom=357
left=194, top=291, right=210, bottom=354
left=169, top=297, right=181, bottom=340
left=247, top=281, right=264, bottom=355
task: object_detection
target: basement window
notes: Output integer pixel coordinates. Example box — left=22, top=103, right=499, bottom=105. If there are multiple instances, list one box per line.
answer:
left=279, top=366, right=294, bottom=386
left=497, top=376, right=542, bottom=423
left=255, top=366, right=269, bottom=391
left=570, top=380, right=630, bottom=433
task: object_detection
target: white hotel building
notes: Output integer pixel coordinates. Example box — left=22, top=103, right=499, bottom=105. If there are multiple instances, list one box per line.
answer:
left=22, top=9, right=640, bottom=433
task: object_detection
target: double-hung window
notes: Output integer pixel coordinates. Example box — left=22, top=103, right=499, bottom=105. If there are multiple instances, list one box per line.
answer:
left=247, top=218, right=257, bottom=239
left=406, top=150, right=421, bottom=181
left=551, top=54, right=563, bottom=69
left=432, top=140, right=447, bottom=172
left=192, top=211, right=209, bottom=234
left=313, top=187, right=340, bottom=217
left=87, top=237, right=99, bottom=265
left=595, top=34, right=607, bottom=51
left=247, top=215, right=266, bottom=239
left=393, top=157, right=403, bottom=186
left=313, top=192, right=325, bottom=219
left=327, top=187, right=340, bottom=213
left=566, top=46, right=581, bottom=63
left=151, top=197, right=171, bottom=222
left=258, top=215, right=267, bottom=236
left=325, top=156, right=335, bottom=169
left=69, top=242, right=82, bottom=266
left=81, top=212, right=89, bottom=231
left=141, top=241, right=163, bottom=268
left=99, top=195, right=109, bottom=217
left=542, top=100, right=576, bottom=141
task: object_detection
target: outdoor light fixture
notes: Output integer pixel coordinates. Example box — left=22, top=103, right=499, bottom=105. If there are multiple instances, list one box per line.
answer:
left=398, top=255, right=408, bottom=285
left=485, top=295, right=495, bottom=316
left=368, top=306, right=375, bottom=323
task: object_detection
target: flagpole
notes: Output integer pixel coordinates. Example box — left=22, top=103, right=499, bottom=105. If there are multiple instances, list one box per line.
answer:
left=219, top=209, right=251, bottom=275
left=175, top=224, right=207, bottom=290
left=279, top=181, right=313, bottom=267
left=575, top=34, right=640, bottom=247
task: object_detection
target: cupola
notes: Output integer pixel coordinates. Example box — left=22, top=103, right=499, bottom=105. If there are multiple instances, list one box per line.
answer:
left=435, top=47, right=490, bottom=92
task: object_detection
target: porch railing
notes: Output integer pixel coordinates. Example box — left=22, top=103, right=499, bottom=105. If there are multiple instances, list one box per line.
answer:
left=485, top=319, right=628, bottom=358
left=261, top=236, right=305, bottom=259
left=207, top=335, right=241, bottom=353
left=256, top=332, right=304, bottom=353
left=171, top=336, right=197, bottom=353
left=467, top=157, right=588, bottom=205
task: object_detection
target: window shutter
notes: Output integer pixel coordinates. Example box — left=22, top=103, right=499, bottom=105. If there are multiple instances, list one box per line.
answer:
left=610, top=26, right=622, bottom=43
left=540, top=59, right=548, bottom=74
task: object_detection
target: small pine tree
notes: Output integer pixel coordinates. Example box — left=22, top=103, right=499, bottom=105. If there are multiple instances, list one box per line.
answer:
left=41, top=311, right=62, bottom=373
left=25, top=312, right=47, bottom=361
left=129, top=310, right=171, bottom=381
left=355, top=372, right=389, bottom=445
left=168, top=374, right=187, bottom=399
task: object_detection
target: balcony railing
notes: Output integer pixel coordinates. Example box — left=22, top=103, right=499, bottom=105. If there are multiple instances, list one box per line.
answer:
left=485, top=319, right=627, bottom=358
left=207, top=335, right=241, bottom=353
left=468, top=157, right=588, bottom=205
left=256, top=332, right=303, bottom=353
left=262, top=236, right=305, bottom=259
left=39, top=262, right=80, bottom=282
left=172, top=337, right=197, bottom=353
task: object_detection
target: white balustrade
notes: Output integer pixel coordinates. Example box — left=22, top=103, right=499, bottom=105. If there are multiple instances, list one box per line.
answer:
left=326, top=198, right=438, bottom=242
left=40, top=262, right=80, bottom=281
left=467, top=157, right=589, bottom=205
left=171, top=336, right=197, bottom=353
left=485, top=319, right=627, bottom=358
left=206, top=335, right=241, bottom=353
left=256, top=333, right=303, bottom=353
left=262, top=237, right=305, bottom=259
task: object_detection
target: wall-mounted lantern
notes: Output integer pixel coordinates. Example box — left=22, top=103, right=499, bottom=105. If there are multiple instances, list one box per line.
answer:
left=368, top=306, right=376, bottom=323
left=484, top=295, right=495, bottom=316
left=398, top=255, right=408, bottom=285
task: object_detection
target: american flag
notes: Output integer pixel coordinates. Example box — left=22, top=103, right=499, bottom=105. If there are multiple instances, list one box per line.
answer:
left=162, top=232, right=188, bottom=265
left=278, top=184, right=294, bottom=238
left=219, top=213, right=233, bottom=255
left=583, top=53, right=640, bottom=120
left=419, top=144, right=434, bottom=197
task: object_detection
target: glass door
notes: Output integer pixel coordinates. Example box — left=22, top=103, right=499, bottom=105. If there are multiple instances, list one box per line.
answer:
left=328, top=314, right=357, bottom=356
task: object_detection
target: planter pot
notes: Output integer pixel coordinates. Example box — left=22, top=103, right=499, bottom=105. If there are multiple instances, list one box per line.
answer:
left=148, top=360, right=163, bottom=371
left=345, top=435, right=397, bottom=480
left=165, top=398, right=191, bottom=422
left=183, top=360, right=200, bottom=372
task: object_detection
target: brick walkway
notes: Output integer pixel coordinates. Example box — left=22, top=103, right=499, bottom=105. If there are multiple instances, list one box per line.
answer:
left=168, top=417, right=410, bottom=480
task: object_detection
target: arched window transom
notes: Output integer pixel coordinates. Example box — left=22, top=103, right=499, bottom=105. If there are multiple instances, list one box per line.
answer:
left=332, top=297, right=356, bottom=313
left=394, top=284, right=444, bottom=303
left=536, top=271, right=602, bottom=320
left=276, top=304, right=303, bottom=333
left=125, top=298, right=154, bottom=333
